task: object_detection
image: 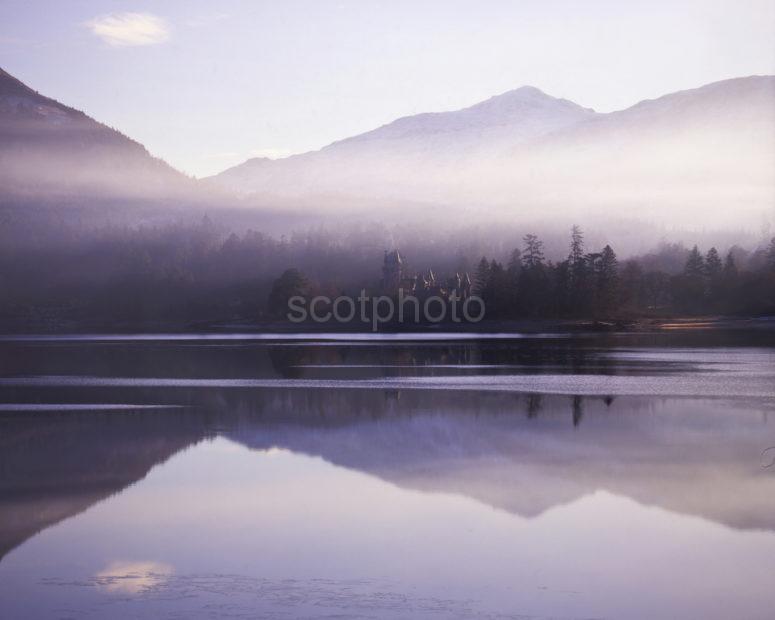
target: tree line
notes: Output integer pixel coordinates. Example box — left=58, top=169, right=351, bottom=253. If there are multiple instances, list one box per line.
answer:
left=471, top=226, right=775, bottom=320
left=1, top=214, right=773, bottom=328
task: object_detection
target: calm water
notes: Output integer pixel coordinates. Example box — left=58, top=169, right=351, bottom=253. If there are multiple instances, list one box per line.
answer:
left=1, top=331, right=774, bottom=619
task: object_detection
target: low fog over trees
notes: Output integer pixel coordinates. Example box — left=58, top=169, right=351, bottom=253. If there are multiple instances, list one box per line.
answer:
left=0, top=213, right=773, bottom=329
left=473, top=228, right=775, bottom=321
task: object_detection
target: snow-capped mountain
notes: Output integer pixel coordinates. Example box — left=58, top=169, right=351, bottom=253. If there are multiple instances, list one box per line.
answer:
left=2, top=65, right=772, bottom=230
left=210, top=76, right=775, bottom=229
left=211, top=85, right=597, bottom=196
left=330, top=85, right=595, bottom=152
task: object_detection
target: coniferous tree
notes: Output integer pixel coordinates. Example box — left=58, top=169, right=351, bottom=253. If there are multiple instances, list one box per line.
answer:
left=597, top=245, right=619, bottom=317
left=685, top=245, right=705, bottom=278
left=474, top=256, right=491, bottom=295
left=522, top=234, right=545, bottom=269
left=723, top=251, right=738, bottom=278
left=505, top=248, right=522, bottom=315
left=567, top=225, right=589, bottom=316
left=720, top=251, right=739, bottom=312
left=705, top=247, right=722, bottom=278
left=569, top=225, right=584, bottom=266
left=705, top=247, right=723, bottom=304
left=678, top=245, right=707, bottom=312
left=520, top=234, right=548, bottom=316
left=507, top=248, right=522, bottom=275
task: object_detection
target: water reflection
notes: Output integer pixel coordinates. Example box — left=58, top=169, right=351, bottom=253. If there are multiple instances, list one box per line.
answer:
left=3, top=437, right=775, bottom=619
left=0, top=333, right=774, bottom=619
left=0, top=408, right=207, bottom=560
left=2, top=388, right=774, bottom=555
left=94, top=561, right=174, bottom=595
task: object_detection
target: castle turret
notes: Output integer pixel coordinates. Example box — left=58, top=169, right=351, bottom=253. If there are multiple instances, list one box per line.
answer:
left=461, top=272, right=472, bottom=298
left=382, top=249, right=403, bottom=292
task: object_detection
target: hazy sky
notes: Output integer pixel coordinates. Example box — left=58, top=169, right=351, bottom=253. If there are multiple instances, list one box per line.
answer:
left=2, top=0, right=773, bottom=177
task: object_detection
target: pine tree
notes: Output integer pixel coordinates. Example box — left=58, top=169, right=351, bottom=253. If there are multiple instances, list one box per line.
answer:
left=518, top=235, right=549, bottom=317
left=522, top=234, right=545, bottom=269
left=684, top=245, right=705, bottom=278
left=568, top=225, right=584, bottom=266
left=597, top=245, right=619, bottom=316
left=705, top=247, right=722, bottom=278
left=679, top=245, right=707, bottom=312
left=507, top=248, right=522, bottom=275
left=505, top=248, right=522, bottom=315
left=474, top=256, right=491, bottom=295
left=705, top=247, right=723, bottom=303
left=719, top=250, right=739, bottom=312
left=723, top=251, right=738, bottom=278
left=567, top=225, right=589, bottom=316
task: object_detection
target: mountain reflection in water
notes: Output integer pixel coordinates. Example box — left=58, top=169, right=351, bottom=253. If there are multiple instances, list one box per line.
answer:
left=1, top=332, right=774, bottom=619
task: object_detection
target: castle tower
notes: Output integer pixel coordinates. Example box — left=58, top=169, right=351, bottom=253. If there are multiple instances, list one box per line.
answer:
left=382, top=249, right=403, bottom=292
left=461, top=272, right=472, bottom=299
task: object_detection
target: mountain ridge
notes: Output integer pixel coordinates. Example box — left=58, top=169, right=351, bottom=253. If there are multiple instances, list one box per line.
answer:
left=208, top=75, right=775, bottom=229
left=2, top=67, right=773, bottom=229
left=216, top=83, right=598, bottom=176
left=216, top=75, right=774, bottom=173
left=0, top=66, right=193, bottom=200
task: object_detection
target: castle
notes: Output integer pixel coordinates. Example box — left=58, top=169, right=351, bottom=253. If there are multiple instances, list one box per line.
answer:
left=382, top=249, right=472, bottom=299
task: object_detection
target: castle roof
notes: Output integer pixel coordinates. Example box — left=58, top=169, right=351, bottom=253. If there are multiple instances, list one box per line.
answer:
left=384, top=249, right=402, bottom=265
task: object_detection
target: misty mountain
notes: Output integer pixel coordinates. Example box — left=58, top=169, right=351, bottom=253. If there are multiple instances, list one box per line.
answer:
left=315, top=85, right=596, bottom=158
left=2, top=65, right=772, bottom=233
left=211, top=76, right=775, bottom=229
left=0, top=67, right=192, bottom=200
left=211, top=85, right=596, bottom=197
left=227, top=392, right=775, bottom=532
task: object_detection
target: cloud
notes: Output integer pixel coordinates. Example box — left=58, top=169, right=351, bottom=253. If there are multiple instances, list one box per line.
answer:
left=87, top=12, right=169, bottom=47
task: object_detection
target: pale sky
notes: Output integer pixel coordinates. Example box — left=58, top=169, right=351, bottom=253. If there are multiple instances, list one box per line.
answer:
left=1, top=0, right=773, bottom=177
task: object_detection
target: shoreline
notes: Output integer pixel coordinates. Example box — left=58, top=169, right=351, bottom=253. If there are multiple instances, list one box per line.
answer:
left=0, top=315, right=773, bottom=336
